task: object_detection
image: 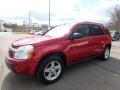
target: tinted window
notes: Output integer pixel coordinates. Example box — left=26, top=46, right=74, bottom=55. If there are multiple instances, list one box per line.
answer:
left=89, top=25, right=103, bottom=36
left=74, top=24, right=89, bottom=38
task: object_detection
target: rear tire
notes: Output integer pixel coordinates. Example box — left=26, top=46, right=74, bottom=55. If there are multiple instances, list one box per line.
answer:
left=36, top=54, right=64, bottom=84
left=101, top=46, right=110, bottom=61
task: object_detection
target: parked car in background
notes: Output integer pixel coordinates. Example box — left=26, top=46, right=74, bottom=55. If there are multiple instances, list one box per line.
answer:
left=5, top=22, right=111, bottom=84
left=28, top=30, right=36, bottom=34
left=110, top=31, right=120, bottom=41
left=34, top=31, right=45, bottom=35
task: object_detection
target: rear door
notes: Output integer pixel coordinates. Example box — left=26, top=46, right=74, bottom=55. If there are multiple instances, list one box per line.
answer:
left=89, top=24, right=105, bottom=55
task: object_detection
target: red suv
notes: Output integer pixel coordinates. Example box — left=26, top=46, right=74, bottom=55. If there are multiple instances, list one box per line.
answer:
left=5, top=22, right=111, bottom=84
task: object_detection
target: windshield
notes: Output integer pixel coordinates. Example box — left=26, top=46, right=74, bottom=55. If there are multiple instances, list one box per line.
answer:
left=44, top=24, right=73, bottom=37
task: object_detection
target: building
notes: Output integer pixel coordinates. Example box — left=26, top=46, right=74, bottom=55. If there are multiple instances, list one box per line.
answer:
left=0, top=20, right=13, bottom=32
left=0, top=20, right=5, bottom=32
left=0, top=20, right=48, bottom=32
left=23, top=23, right=48, bottom=33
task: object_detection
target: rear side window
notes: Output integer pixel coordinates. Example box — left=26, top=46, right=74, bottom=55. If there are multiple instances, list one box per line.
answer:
left=89, top=25, right=103, bottom=36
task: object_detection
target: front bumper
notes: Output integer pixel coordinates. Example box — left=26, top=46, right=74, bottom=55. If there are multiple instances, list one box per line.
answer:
left=5, top=54, right=39, bottom=76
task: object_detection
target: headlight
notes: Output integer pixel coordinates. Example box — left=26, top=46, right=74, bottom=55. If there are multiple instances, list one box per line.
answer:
left=14, top=45, right=34, bottom=59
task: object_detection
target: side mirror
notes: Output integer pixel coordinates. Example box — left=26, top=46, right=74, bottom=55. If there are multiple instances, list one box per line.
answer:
left=73, top=33, right=84, bottom=39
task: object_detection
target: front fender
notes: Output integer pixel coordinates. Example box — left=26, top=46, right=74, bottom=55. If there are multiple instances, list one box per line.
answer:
left=33, top=44, right=66, bottom=62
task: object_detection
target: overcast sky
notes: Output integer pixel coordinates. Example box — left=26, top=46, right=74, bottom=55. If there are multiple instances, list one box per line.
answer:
left=0, top=0, right=120, bottom=25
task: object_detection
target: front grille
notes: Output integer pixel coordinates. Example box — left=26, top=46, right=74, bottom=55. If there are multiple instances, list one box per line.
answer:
left=9, top=49, right=14, bottom=58
left=9, top=46, right=15, bottom=58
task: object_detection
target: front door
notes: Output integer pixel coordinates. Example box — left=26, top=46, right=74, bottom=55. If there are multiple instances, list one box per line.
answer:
left=68, top=24, right=93, bottom=63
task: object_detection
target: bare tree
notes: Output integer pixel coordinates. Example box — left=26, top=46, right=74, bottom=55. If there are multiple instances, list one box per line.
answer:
left=107, top=5, right=120, bottom=32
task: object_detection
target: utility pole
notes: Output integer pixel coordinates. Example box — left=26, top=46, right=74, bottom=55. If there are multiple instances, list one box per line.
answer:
left=29, top=12, right=31, bottom=26
left=23, top=21, right=26, bottom=32
left=28, top=12, right=31, bottom=31
left=48, top=0, right=50, bottom=29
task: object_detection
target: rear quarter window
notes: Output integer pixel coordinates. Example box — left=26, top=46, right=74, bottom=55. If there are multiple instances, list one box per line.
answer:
left=104, top=28, right=111, bottom=35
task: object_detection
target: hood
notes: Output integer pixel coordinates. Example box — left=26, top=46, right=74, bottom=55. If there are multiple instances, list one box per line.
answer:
left=12, top=35, right=56, bottom=47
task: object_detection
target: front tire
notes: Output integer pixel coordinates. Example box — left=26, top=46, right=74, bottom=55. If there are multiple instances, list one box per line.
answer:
left=36, top=54, right=64, bottom=84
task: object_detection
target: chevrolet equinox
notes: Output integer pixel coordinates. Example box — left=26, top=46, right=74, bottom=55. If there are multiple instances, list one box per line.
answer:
left=5, top=22, right=112, bottom=84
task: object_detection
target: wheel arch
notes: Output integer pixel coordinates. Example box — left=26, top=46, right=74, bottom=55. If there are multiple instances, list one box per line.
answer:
left=106, top=43, right=111, bottom=49
left=35, top=51, right=67, bottom=75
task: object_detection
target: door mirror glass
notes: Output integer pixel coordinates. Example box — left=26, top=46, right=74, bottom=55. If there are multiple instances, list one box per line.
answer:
left=69, top=24, right=89, bottom=40
left=73, top=33, right=84, bottom=39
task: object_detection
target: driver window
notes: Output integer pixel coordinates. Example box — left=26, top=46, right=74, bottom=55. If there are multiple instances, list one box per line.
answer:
left=74, top=24, right=89, bottom=38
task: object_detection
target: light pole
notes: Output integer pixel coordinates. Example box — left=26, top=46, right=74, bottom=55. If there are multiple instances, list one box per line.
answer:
left=28, top=12, right=32, bottom=31
left=29, top=12, right=31, bottom=27
left=48, top=0, right=50, bottom=29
